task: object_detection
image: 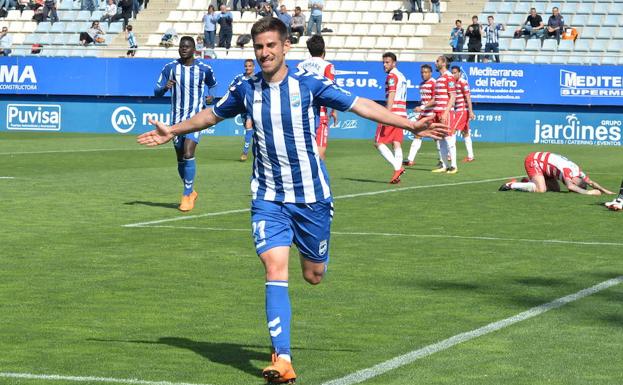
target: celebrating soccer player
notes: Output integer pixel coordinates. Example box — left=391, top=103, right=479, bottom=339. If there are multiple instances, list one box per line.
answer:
left=499, top=151, right=614, bottom=195
left=138, top=17, right=447, bottom=384
left=450, top=65, right=476, bottom=162
left=297, top=35, right=338, bottom=160
left=375, top=52, right=409, bottom=184
left=154, top=36, right=217, bottom=211
left=431, top=55, right=458, bottom=174
left=404, top=63, right=436, bottom=166
left=232, top=59, right=256, bottom=161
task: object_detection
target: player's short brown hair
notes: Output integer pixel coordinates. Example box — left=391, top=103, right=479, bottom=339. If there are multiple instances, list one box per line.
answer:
left=382, top=52, right=397, bottom=62
left=251, top=17, right=288, bottom=43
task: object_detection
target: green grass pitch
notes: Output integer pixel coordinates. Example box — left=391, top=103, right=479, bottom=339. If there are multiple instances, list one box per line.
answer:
left=1, top=132, right=622, bottom=385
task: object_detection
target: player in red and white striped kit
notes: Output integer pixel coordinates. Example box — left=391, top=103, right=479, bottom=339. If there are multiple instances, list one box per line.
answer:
left=375, top=52, right=408, bottom=184
left=404, top=64, right=436, bottom=166
left=297, top=35, right=338, bottom=160
left=431, top=56, right=458, bottom=174
left=451, top=66, right=476, bottom=162
left=499, top=151, right=614, bottom=195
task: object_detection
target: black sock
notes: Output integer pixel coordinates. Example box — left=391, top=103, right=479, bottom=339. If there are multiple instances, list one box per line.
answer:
left=619, top=179, right=623, bottom=198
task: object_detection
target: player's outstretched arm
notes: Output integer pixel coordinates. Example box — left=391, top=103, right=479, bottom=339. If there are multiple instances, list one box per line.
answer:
left=565, top=180, right=600, bottom=195
left=137, top=108, right=224, bottom=147
left=350, top=97, right=448, bottom=140
left=589, top=180, right=615, bottom=195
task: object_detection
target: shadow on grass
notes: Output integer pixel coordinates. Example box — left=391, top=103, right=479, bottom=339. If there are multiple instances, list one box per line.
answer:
left=341, top=177, right=387, bottom=184
left=514, top=277, right=567, bottom=287
left=88, top=337, right=359, bottom=377
left=124, top=201, right=179, bottom=209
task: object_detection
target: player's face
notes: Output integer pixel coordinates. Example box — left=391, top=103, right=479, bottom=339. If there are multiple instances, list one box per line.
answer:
left=253, top=31, right=290, bottom=77
left=421, top=68, right=431, bottom=81
left=452, top=68, right=460, bottom=80
left=382, top=57, right=395, bottom=73
left=178, top=40, right=194, bottom=60
left=435, top=58, right=444, bottom=71
left=244, top=61, right=255, bottom=75
left=572, top=176, right=588, bottom=189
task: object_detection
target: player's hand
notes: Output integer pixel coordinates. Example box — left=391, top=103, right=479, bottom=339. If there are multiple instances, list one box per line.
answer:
left=330, top=110, right=338, bottom=126
left=165, top=79, right=176, bottom=89
left=469, top=111, right=476, bottom=120
left=205, top=95, right=214, bottom=105
left=137, top=119, right=175, bottom=146
left=410, top=117, right=448, bottom=140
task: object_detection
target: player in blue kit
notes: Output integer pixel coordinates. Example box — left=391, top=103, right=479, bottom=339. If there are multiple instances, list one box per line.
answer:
left=231, top=58, right=256, bottom=161
left=139, top=17, right=447, bottom=384
left=154, top=36, right=217, bottom=211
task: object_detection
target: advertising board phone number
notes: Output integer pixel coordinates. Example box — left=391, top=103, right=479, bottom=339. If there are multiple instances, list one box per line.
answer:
left=475, top=114, right=503, bottom=122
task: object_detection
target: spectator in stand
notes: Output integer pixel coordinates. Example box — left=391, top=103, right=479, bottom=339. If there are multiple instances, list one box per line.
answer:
left=465, top=15, right=481, bottom=62
left=546, top=7, right=565, bottom=42
left=430, top=0, right=440, bottom=19
left=410, top=0, right=422, bottom=13
left=258, top=2, right=273, bottom=17
left=0, top=0, right=16, bottom=11
left=483, top=15, right=504, bottom=63
left=0, top=26, right=12, bottom=56
left=450, top=19, right=464, bottom=62
left=125, top=24, right=137, bottom=57
left=79, top=20, right=105, bottom=45
left=291, top=6, right=305, bottom=37
left=307, top=0, right=323, bottom=36
left=111, top=0, right=133, bottom=30
left=278, top=5, right=292, bottom=34
left=81, top=0, right=96, bottom=12
left=42, top=0, right=58, bottom=23
left=232, top=0, right=247, bottom=12
left=159, top=26, right=177, bottom=47
left=202, top=5, right=217, bottom=49
left=217, top=4, right=233, bottom=49
left=515, top=7, right=544, bottom=39
left=100, top=0, right=117, bottom=24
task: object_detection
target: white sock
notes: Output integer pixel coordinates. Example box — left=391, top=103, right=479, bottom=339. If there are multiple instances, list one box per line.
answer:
left=278, top=354, right=292, bottom=362
left=378, top=144, right=398, bottom=169
left=446, top=135, right=457, bottom=169
left=393, top=146, right=403, bottom=171
left=439, top=140, right=449, bottom=169
left=407, top=138, right=422, bottom=162
left=464, top=135, right=474, bottom=159
left=510, top=182, right=536, bottom=192
left=436, top=140, right=442, bottom=161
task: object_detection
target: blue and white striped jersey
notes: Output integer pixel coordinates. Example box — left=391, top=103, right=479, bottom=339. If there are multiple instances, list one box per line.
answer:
left=154, top=59, right=217, bottom=125
left=214, top=67, right=358, bottom=204
left=127, top=31, right=137, bottom=47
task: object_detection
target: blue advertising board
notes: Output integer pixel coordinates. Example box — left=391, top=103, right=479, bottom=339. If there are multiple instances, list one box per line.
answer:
left=0, top=57, right=621, bottom=106
left=2, top=96, right=622, bottom=146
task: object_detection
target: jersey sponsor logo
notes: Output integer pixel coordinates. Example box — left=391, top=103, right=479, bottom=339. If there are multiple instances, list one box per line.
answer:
left=291, top=93, right=301, bottom=107
left=560, top=69, right=623, bottom=97
left=533, top=114, right=622, bottom=146
left=0, top=65, right=37, bottom=91
left=6, top=104, right=61, bottom=131
left=111, top=106, right=137, bottom=133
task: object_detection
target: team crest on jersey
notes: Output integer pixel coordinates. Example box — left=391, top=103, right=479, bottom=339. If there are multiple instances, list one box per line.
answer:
left=291, top=94, right=301, bottom=107
left=319, top=240, right=328, bottom=256
left=388, top=78, right=396, bottom=86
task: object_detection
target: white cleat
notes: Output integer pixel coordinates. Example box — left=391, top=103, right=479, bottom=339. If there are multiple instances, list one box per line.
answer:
left=605, top=198, right=623, bottom=211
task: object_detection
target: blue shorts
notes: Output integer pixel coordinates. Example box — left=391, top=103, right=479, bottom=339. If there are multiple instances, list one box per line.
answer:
left=251, top=198, right=334, bottom=263
left=173, top=132, right=201, bottom=149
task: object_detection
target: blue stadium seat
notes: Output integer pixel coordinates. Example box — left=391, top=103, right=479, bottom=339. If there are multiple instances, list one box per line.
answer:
left=65, top=22, right=81, bottom=33
left=601, top=55, right=618, bottom=65
left=591, top=39, right=607, bottom=52
left=58, top=0, right=75, bottom=10
left=550, top=54, right=567, bottom=64
left=108, top=22, right=123, bottom=34
left=525, top=39, right=541, bottom=50
left=573, top=39, right=591, bottom=52
left=580, top=26, right=596, bottom=39
left=610, top=3, right=623, bottom=15
left=534, top=54, right=551, bottom=64
left=592, top=3, right=608, bottom=15
left=585, top=56, right=601, bottom=66
left=23, top=34, right=38, bottom=44
left=509, top=38, right=526, bottom=51
left=575, top=3, right=593, bottom=15
left=586, top=15, right=602, bottom=27
left=39, top=33, right=54, bottom=45
left=513, top=2, right=530, bottom=13
left=55, top=49, right=72, bottom=57
left=90, top=11, right=104, bottom=21
left=541, top=39, right=558, bottom=51
left=606, top=40, right=623, bottom=52
left=52, top=34, right=66, bottom=44
left=495, top=13, right=508, bottom=25
left=570, top=14, right=587, bottom=27
left=497, top=3, right=514, bottom=14
left=602, top=15, right=619, bottom=27
left=498, top=38, right=510, bottom=50
left=50, top=22, right=65, bottom=33
left=483, top=2, right=498, bottom=14
left=567, top=56, right=585, bottom=65
left=507, top=13, right=524, bottom=26
left=517, top=54, right=535, bottom=63
left=76, top=10, right=91, bottom=21
left=596, top=27, right=611, bottom=39
left=36, top=22, right=52, bottom=33
left=558, top=39, right=574, bottom=51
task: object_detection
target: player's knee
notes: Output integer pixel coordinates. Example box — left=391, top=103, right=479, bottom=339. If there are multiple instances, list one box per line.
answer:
left=183, top=152, right=195, bottom=160
left=303, top=270, right=324, bottom=285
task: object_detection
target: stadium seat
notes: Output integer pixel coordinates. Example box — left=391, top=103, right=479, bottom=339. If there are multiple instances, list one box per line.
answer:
left=19, top=10, right=34, bottom=21
left=383, top=23, right=400, bottom=36
left=423, top=13, right=439, bottom=23
left=399, top=23, right=416, bottom=36
left=399, top=51, right=416, bottom=62
left=7, top=10, right=20, bottom=20
left=586, top=15, right=602, bottom=27
left=592, top=3, right=608, bottom=15
left=177, top=0, right=192, bottom=9
left=575, top=3, right=593, bottom=15
left=585, top=56, right=601, bottom=66
left=352, top=23, right=368, bottom=35
left=610, top=3, right=623, bottom=15
left=55, top=49, right=72, bottom=56
left=334, top=51, right=352, bottom=61
left=601, top=55, right=618, bottom=65
left=90, top=11, right=104, bottom=21
left=483, top=2, right=498, bottom=13
left=497, top=2, right=514, bottom=13
left=192, top=0, right=207, bottom=10
left=376, top=36, right=391, bottom=49
left=50, top=22, right=65, bottom=33
left=541, top=38, right=557, bottom=51
left=39, top=33, right=54, bottom=45
left=350, top=51, right=366, bottom=61
left=59, top=0, right=74, bottom=10
left=517, top=54, right=534, bottom=63
left=502, top=54, right=518, bottom=63
left=495, top=14, right=509, bottom=25
left=550, top=54, right=567, bottom=64
left=360, top=35, right=376, bottom=49
left=392, top=36, right=408, bottom=49
left=408, top=37, right=423, bottom=49
left=567, top=55, right=585, bottom=65
left=36, top=22, right=52, bottom=33
left=508, top=38, right=526, bottom=51
left=557, top=39, right=574, bottom=51
left=339, top=0, right=354, bottom=12
left=513, top=2, right=530, bottom=13
left=181, top=11, right=197, bottom=22
left=167, top=11, right=183, bottom=22
left=344, top=35, right=360, bottom=48
left=76, top=10, right=91, bottom=21
left=573, top=39, right=591, bottom=52
left=606, top=39, right=623, bottom=52
left=157, top=22, right=172, bottom=34
left=525, top=39, right=541, bottom=50
left=108, top=22, right=123, bottom=34
left=377, top=12, right=394, bottom=23
left=8, top=21, right=22, bottom=32
left=12, top=48, right=29, bottom=56
left=570, top=14, right=587, bottom=27
left=602, top=15, right=620, bottom=27
left=369, top=2, right=385, bottom=12
left=595, top=27, right=611, bottom=39
left=406, top=12, right=423, bottom=23
left=507, top=13, right=524, bottom=26
left=534, top=54, right=550, bottom=64
left=415, top=25, right=431, bottom=36
left=498, top=37, right=510, bottom=50
left=346, top=11, right=362, bottom=24
left=187, top=23, right=201, bottom=34
left=591, top=39, right=607, bottom=52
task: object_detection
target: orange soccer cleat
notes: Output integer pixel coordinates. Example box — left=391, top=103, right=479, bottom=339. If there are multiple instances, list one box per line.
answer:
left=402, top=160, right=415, bottom=167
left=390, top=167, right=405, bottom=184
left=262, top=353, right=297, bottom=384
left=462, top=157, right=475, bottom=163
left=178, top=190, right=198, bottom=212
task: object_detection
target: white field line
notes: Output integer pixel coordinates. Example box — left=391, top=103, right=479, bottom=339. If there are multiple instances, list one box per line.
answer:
left=129, top=225, right=623, bottom=247
left=123, top=176, right=520, bottom=228
left=0, top=147, right=167, bottom=156
left=0, top=372, right=218, bottom=385
left=321, top=275, right=623, bottom=385
left=0, top=176, right=15, bottom=179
